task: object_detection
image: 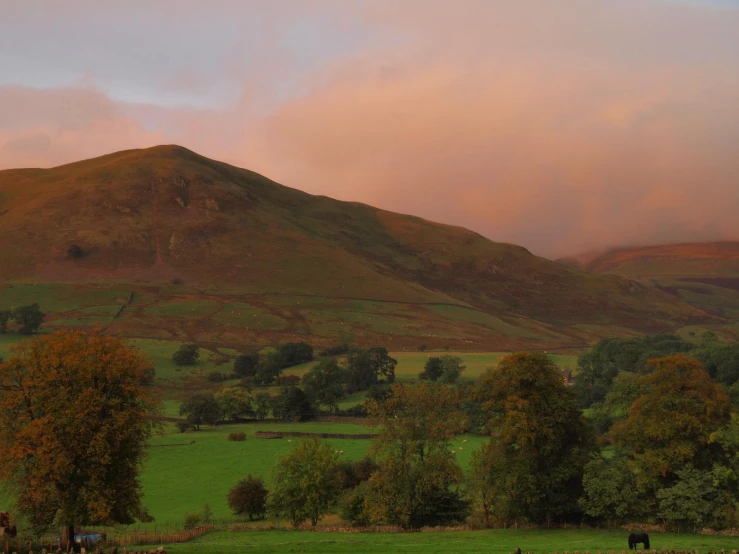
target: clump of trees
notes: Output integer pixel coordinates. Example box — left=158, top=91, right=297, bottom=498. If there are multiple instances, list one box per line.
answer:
left=419, top=355, right=465, bottom=383
left=0, top=303, right=44, bottom=334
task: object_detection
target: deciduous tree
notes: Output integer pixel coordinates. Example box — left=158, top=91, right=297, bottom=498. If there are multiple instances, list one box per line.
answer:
left=474, top=352, right=595, bottom=524
left=0, top=330, right=159, bottom=548
left=228, top=475, right=268, bottom=521
left=302, top=358, right=345, bottom=412
left=179, top=393, right=223, bottom=429
left=363, top=382, right=467, bottom=528
left=172, top=343, right=200, bottom=366
left=12, top=303, right=44, bottom=334
left=267, top=439, right=341, bottom=527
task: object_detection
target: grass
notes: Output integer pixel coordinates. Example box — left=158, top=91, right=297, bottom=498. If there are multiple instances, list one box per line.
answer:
left=0, top=283, right=129, bottom=313
left=139, top=528, right=739, bottom=553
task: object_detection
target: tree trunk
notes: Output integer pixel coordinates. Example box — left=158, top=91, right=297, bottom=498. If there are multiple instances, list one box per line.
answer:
left=61, top=524, right=76, bottom=552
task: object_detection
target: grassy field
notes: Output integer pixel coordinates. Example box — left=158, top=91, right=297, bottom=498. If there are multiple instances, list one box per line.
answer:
left=139, top=528, right=739, bottom=553
left=142, top=421, right=487, bottom=525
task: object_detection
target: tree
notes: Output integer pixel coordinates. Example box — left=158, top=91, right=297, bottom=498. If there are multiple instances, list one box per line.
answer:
left=363, top=382, right=468, bottom=528
left=253, top=351, right=283, bottom=385
left=419, top=357, right=443, bottom=381
left=302, top=358, right=345, bottom=413
left=272, top=386, right=314, bottom=421
left=612, top=355, right=734, bottom=501
left=0, top=310, right=10, bottom=333
left=367, top=347, right=397, bottom=383
left=172, top=343, right=200, bottom=366
left=179, top=393, right=223, bottom=429
left=656, top=466, right=726, bottom=531
left=439, top=355, right=465, bottom=383
left=267, top=439, right=341, bottom=527
left=228, top=475, right=268, bottom=521
left=12, top=303, right=44, bottom=334
left=215, top=386, right=253, bottom=421
left=233, top=352, right=260, bottom=378
left=474, top=352, right=595, bottom=524
left=0, top=330, right=158, bottom=548
left=276, top=342, right=313, bottom=367
left=345, top=347, right=398, bottom=392
left=579, top=453, right=640, bottom=523
left=252, top=393, right=272, bottom=420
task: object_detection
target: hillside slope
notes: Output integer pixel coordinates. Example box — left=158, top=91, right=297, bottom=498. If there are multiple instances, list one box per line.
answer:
left=0, top=146, right=713, bottom=348
left=559, top=242, right=739, bottom=334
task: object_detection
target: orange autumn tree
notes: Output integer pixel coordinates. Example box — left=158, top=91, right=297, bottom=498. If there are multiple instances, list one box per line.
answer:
left=0, top=330, right=159, bottom=546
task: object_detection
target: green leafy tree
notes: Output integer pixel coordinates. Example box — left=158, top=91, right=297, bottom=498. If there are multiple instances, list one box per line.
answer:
left=579, top=453, right=640, bottom=523
left=179, top=393, right=223, bottom=429
left=439, top=355, right=465, bottom=383
left=228, top=475, right=268, bottom=521
left=272, top=386, right=314, bottom=421
left=474, top=352, right=595, bottom=524
left=253, top=351, right=283, bottom=385
left=0, top=310, right=11, bottom=333
left=612, top=355, right=734, bottom=500
left=367, top=347, right=397, bottom=383
left=233, top=352, right=260, bottom=378
left=172, top=343, right=200, bottom=366
left=252, top=392, right=272, bottom=420
left=364, top=382, right=468, bottom=528
left=276, top=342, right=313, bottom=367
left=267, top=439, right=341, bottom=527
left=215, top=386, right=253, bottom=421
left=302, top=358, right=345, bottom=413
left=419, top=357, right=443, bottom=381
left=345, top=347, right=398, bottom=392
left=0, top=330, right=158, bottom=545
left=656, top=466, right=727, bottom=531
left=12, top=303, right=44, bottom=334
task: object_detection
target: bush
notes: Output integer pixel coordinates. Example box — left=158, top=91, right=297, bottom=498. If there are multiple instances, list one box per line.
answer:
left=228, top=474, right=268, bottom=521
left=319, top=343, right=351, bottom=357
left=172, top=343, right=200, bottom=366
left=275, top=374, right=300, bottom=387
left=206, top=370, right=230, bottom=382
left=176, top=422, right=193, bottom=433
left=183, top=512, right=202, bottom=529
left=227, top=432, right=247, bottom=441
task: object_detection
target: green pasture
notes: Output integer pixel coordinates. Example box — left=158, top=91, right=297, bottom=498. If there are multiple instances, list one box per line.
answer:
left=0, top=283, right=130, bottom=313
left=127, top=338, right=221, bottom=382
left=212, top=302, right=287, bottom=330
left=142, top=528, right=739, bottom=553
left=141, top=421, right=486, bottom=525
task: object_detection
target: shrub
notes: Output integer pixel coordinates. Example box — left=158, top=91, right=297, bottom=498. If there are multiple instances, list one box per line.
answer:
left=172, top=343, right=200, bottom=366
left=276, top=374, right=300, bottom=387
left=228, top=474, right=268, bottom=521
left=183, top=512, right=202, bottom=529
left=176, top=422, right=193, bottom=433
left=206, top=370, right=230, bottom=382
left=228, top=432, right=247, bottom=441
left=319, top=343, right=351, bottom=357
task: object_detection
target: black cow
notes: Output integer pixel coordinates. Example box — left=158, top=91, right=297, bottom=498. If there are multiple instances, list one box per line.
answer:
left=628, top=532, right=650, bottom=550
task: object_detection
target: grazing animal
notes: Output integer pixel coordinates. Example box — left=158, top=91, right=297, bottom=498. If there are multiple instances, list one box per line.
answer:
left=628, top=532, right=650, bottom=550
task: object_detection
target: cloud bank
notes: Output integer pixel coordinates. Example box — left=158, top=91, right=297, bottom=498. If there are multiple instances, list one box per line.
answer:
left=1, top=0, right=737, bottom=257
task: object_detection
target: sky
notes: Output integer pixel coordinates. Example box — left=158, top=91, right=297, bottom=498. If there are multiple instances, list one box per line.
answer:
left=1, top=0, right=738, bottom=258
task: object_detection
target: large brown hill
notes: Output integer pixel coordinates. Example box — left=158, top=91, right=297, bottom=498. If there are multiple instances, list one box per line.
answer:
left=0, top=146, right=713, bottom=349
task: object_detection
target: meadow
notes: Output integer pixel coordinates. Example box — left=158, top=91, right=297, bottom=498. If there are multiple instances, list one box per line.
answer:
left=137, top=528, right=739, bottom=553
left=142, top=421, right=486, bottom=525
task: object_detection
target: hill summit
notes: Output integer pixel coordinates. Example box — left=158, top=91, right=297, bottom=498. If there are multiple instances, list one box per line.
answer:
left=0, top=145, right=713, bottom=348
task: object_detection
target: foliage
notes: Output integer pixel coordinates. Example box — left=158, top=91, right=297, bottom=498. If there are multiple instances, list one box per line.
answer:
left=276, top=341, right=314, bottom=367
left=253, top=351, right=283, bottom=385
left=215, top=386, right=253, bottom=421
left=0, top=330, right=158, bottom=537
left=0, top=310, right=10, bottom=333
left=656, top=466, right=727, bottom=531
left=227, top=475, right=267, bottom=521
left=12, top=303, right=44, bottom=334
left=172, top=343, right=200, bottom=366
left=334, top=456, right=379, bottom=490
left=302, top=357, right=345, bottom=412
left=271, top=385, right=315, bottom=422
left=363, top=382, right=467, bottom=528
left=611, top=355, right=734, bottom=499
left=227, top=432, right=247, bottom=441
left=579, top=453, right=640, bottom=523
left=206, top=370, right=230, bottom=382
left=252, top=393, right=272, bottom=420
left=183, top=512, right=202, bottom=530
left=267, top=439, right=341, bottom=527
left=474, top=352, right=595, bottom=524
left=233, top=352, right=260, bottom=378
left=179, top=393, right=223, bottom=429
left=345, top=347, right=398, bottom=392
left=419, top=355, right=465, bottom=383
